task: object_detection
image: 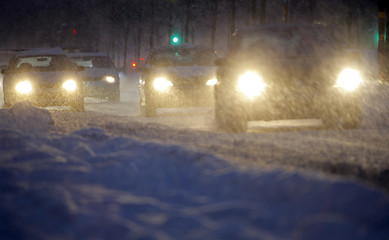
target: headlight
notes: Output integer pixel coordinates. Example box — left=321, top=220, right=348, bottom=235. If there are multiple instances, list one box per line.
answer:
left=336, top=68, right=363, bottom=91
left=62, top=79, right=77, bottom=92
left=105, top=76, right=115, bottom=83
left=237, top=72, right=267, bottom=98
left=15, top=81, right=32, bottom=94
left=206, top=78, right=217, bottom=86
left=153, top=77, right=173, bottom=91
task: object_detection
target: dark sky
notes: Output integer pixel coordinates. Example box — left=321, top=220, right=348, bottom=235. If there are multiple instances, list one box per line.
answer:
left=0, top=0, right=380, bottom=65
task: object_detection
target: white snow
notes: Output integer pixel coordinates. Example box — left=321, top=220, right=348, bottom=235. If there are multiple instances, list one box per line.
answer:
left=1, top=97, right=389, bottom=239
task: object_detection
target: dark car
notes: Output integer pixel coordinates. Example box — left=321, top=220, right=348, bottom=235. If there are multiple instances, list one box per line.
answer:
left=66, top=51, right=120, bottom=102
left=1, top=48, right=84, bottom=111
left=139, top=45, right=218, bottom=117
left=214, top=24, right=364, bottom=132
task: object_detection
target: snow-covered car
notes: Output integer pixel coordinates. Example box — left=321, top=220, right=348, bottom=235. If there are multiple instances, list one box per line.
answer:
left=139, top=45, right=217, bottom=117
left=1, top=48, right=84, bottom=111
left=214, top=24, right=364, bottom=132
left=67, top=51, right=120, bottom=102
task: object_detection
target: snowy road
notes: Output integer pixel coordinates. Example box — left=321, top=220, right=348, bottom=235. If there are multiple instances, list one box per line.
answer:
left=2, top=73, right=389, bottom=239
left=49, top=73, right=389, bottom=192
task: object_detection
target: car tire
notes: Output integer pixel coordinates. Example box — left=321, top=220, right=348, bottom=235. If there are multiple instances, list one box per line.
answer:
left=341, top=105, right=361, bottom=129
left=70, top=99, right=84, bottom=112
left=140, top=100, right=157, bottom=117
left=3, top=93, right=14, bottom=109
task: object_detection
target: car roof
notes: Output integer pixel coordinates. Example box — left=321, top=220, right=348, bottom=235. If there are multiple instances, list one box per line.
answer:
left=66, top=52, right=109, bottom=58
left=13, top=47, right=66, bottom=57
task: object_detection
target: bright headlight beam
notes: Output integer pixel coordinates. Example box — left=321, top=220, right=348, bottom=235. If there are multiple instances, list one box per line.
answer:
left=105, top=76, right=115, bottom=83
left=237, top=72, right=266, bottom=98
left=62, top=79, right=77, bottom=92
left=336, top=68, right=363, bottom=91
left=15, top=81, right=32, bottom=94
left=206, top=78, right=217, bottom=86
left=153, top=77, right=173, bottom=91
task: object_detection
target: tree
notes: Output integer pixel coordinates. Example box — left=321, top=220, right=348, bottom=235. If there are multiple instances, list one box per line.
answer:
left=210, top=0, right=220, bottom=49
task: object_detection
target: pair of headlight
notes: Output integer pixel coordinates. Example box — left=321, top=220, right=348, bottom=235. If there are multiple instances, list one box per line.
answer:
left=152, top=77, right=218, bottom=92
left=15, top=79, right=78, bottom=94
left=236, top=68, right=363, bottom=98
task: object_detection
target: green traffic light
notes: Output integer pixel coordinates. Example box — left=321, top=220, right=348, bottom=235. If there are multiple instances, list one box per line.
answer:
left=170, top=34, right=181, bottom=45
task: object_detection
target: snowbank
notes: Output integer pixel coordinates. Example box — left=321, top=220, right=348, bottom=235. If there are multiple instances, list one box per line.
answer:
left=0, top=103, right=388, bottom=240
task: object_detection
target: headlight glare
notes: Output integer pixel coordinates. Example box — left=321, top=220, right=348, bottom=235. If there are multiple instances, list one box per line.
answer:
left=237, top=72, right=266, bottom=98
left=15, top=81, right=32, bottom=94
left=105, top=76, right=115, bottom=83
left=153, top=77, right=173, bottom=91
left=206, top=78, right=217, bottom=86
left=62, top=79, right=77, bottom=91
left=336, top=68, right=363, bottom=91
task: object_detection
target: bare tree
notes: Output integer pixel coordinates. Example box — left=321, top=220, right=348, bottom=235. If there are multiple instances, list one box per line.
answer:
left=260, top=0, right=266, bottom=24
left=184, top=0, right=192, bottom=43
left=250, top=0, right=257, bottom=25
left=210, top=0, right=219, bottom=49
left=228, top=0, right=236, bottom=47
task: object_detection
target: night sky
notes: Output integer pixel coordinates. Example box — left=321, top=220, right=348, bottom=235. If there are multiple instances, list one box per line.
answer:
left=0, top=0, right=379, bottom=67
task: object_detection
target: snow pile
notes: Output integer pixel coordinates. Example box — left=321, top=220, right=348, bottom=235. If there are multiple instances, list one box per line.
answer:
left=0, top=103, right=389, bottom=240
left=0, top=101, right=54, bottom=135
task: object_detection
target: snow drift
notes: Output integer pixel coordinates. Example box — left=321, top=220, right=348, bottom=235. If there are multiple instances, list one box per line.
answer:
left=0, top=102, right=388, bottom=240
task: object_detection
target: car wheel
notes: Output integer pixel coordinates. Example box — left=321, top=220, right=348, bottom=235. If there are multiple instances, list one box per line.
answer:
left=3, top=93, right=14, bottom=108
left=140, top=100, right=157, bottom=117
left=214, top=98, right=247, bottom=133
left=70, top=99, right=84, bottom=112
left=341, top=105, right=361, bottom=129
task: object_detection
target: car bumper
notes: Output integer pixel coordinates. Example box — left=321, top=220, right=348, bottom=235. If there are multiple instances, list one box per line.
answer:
left=232, top=88, right=361, bottom=121
left=6, top=89, right=83, bottom=107
left=147, top=86, right=214, bottom=108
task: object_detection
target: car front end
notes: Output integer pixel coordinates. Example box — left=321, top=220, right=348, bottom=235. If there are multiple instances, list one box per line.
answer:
left=215, top=56, right=364, bottom=132
left=4, top=72, right=84, bottom=108
left=140, top=72, right=217, bottom=108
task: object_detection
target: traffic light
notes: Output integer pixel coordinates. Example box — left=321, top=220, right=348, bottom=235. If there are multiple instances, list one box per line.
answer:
left=169, top=32, right=181, bottom=46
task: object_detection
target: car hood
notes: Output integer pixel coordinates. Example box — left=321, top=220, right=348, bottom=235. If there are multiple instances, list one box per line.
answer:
left=152, top=65, right=217, bottom=79
left=78, top=68, right=119, bottom=79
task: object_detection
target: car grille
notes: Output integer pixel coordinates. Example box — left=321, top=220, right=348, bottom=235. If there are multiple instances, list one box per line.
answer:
left=84, top=77, right=102, bottom=82
left=173, top=76, right=209, bottom=87
left=37, top=82, right=62, bottom=89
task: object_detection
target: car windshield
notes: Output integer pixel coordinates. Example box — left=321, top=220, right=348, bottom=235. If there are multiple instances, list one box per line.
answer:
left=238, top=27, right=337, bottom=58
left=70, top=56, right=114, bottom=69
left=13, top=55, right=76, bottom=72
left=151, top=48, right=216, bottom=67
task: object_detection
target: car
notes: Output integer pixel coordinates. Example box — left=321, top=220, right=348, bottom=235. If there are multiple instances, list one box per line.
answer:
left=214, top=24, right=364, bottom=132
left=1, top=47, right=85, bottom=111
left=139, top=45, right=218, bottom=117
left=66, top=50, right=120, bottom=102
